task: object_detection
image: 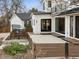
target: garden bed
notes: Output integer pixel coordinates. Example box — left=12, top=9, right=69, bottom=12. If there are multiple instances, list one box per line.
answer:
left=0, top=50, right=33, bottom=59
left=0, top=42, right=33, bottom=59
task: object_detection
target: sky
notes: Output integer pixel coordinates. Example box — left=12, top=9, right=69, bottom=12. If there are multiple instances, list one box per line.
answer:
left=23, top=0, right=43, bottom=11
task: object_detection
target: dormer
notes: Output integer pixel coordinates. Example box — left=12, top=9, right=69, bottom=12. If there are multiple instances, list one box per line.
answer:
left=41, top=0, right=55, bottom=12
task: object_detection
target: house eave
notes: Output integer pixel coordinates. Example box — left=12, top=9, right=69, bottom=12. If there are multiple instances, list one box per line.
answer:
left=32, top=12, right=52, bottom=15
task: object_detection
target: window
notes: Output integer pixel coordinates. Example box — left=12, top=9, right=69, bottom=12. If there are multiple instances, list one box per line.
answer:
left=70, top=16, right=73, bottom=37
left=48, top=1, right=51, bottom=7
left=55, top=18, right=65, bottom=34
left=43, top=3, right=45, bottom=10
left=12, top=24, right=21, bottom=30
left=55, top=6, right=57, bottom=12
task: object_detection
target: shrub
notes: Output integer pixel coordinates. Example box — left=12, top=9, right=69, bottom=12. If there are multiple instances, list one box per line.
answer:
left=25, top=22, right=32, bottom=28
left=3, top=42, right=31, bottom=56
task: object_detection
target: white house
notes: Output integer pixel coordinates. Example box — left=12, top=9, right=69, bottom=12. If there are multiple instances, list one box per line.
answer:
left=31, top=0, right=79, bottom=39
left=31, top=0, right=67, bottom=34
left=10, top=13, right=31, bottom=32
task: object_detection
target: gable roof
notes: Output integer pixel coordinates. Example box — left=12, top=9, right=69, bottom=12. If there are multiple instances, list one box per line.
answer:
left=58, top=7, right=79, bottom=15
left=16, top=13, right=31, bottom=21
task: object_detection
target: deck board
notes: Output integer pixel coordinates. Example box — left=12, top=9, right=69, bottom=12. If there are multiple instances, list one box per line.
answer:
left=28, top=32, right=79, bottom=57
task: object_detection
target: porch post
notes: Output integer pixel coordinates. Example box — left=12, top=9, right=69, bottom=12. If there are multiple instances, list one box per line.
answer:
left=73, top=16, right=76, bottom=37
left=52, top=17, right=55, bottom=32
left=65, top=16, right=70, bottom=37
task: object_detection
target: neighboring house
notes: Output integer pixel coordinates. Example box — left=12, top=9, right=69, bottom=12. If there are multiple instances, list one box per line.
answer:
left=31, top=0, right=79, bottom=39
left=10, top=13, right=31, bottom=32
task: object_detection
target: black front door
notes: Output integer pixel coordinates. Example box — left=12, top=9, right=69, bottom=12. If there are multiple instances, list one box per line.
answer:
left=41, top=19, right=51, bottom=32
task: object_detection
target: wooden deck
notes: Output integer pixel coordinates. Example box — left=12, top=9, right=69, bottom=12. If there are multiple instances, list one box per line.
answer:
left=28, top=33, right=67, bottom=58
left=33, top=44, right=66, bottom=57
left=28, top=32, right=79, bottom=58
left=52, top=33, right=79, bottom=57
left=66, top=38, right=79, bottom=57
left=0, top=25, right=10, bottom=33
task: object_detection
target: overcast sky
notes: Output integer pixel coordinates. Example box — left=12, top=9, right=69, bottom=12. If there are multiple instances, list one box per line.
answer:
left=23, top=0, right=42, bottom=11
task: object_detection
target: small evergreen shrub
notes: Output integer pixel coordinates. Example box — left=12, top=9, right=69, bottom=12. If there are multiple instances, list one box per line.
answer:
left=3, top=42, right=31, bottom=56
left=25, top=22, right=32, bottom=28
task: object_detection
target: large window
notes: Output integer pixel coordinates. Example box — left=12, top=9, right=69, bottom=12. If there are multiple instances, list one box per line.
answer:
left=70, top=16, right=73, bottom=37
left=48, top=1, right=51, bottom=7
left=75, top=16, right=79, bottom=38
left=55, top=18, right=65, bottom=34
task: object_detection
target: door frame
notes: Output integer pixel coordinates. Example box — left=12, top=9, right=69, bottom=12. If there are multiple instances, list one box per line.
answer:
left=41, top=19, right=51, bottom=32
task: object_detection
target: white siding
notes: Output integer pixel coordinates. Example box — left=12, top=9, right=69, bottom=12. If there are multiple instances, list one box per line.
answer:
left=32, top=14, right=52, bottom=34
left=73, top=16, right=76, bottom=37
left=65, top=16, right=70, bottom=37
left=52, top=17, right=55, bottom=32
left=10, top=14, right=25, bottom=31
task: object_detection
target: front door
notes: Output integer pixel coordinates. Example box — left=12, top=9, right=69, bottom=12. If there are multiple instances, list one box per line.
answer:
left=41, top=19, right=51, bottom=32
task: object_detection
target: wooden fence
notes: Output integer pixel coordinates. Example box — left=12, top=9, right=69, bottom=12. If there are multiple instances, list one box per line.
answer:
left=0, top=25, right=33, bottom=33
left=0, top=26, right=10, bottom=33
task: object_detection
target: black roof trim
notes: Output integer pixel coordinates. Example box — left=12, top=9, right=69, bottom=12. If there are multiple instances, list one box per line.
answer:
left=32, top=11, right=51, bottom=15
left=58, top=7, right=79, bottom=15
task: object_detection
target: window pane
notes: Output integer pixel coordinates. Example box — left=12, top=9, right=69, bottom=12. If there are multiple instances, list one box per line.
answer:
left=70, top=16, right=73, bottom=37
left=48, top=1, right=51, bottom=7
left=12, top=24, right=21, bottom=29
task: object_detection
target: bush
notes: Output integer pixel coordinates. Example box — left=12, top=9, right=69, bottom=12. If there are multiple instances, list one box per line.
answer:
left=3, top=42, right=31, bottom=56
left=25, top=22, right=32, bottom=28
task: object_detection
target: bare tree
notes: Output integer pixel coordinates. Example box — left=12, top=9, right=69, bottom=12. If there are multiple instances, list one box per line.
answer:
left=54, top=0, right=70, bottom=11
left=12, top=0, right=25, bottom=13
left=0, top=0, right=25, bottom=24
left=70, top=0, right=79, bottom=5
left=0, top=0, right=11, bottom=24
